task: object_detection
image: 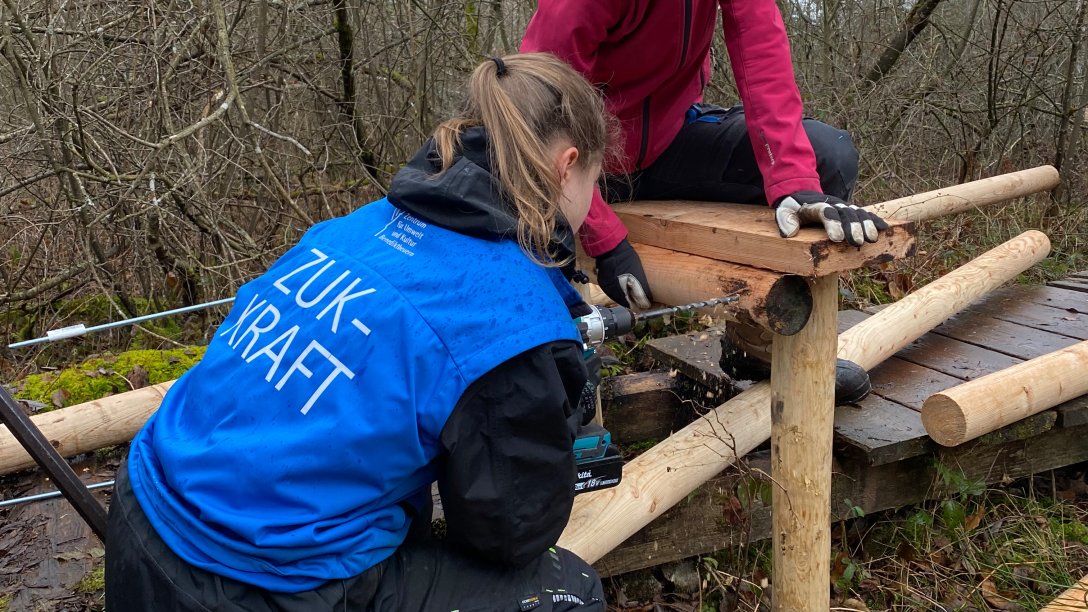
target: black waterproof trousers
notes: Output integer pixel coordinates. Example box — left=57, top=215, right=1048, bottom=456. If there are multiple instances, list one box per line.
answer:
left=607, top=103, right=859, bottom=204
left=105, top=463, right=604, bottom=612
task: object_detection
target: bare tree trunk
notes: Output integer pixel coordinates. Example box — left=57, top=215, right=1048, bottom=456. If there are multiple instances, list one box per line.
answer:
left=333, top=0, right=385, bottom=191
left=1048, top=0, right=1083, bottom=207
left=862, top=0, right=946, bottom=87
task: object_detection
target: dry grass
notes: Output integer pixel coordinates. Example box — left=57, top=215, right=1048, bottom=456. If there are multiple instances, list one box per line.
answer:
left=606, top=466, right=1088, bottom=611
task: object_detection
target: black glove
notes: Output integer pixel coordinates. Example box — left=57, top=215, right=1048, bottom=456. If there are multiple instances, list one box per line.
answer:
left=774, top=191, right=889, bottom=247
left=594, top=239, right=653, bottom=309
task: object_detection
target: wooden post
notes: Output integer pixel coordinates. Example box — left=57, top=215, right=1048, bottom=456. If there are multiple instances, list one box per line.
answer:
left=557, top=231, right=1049, bottom=565
left=1042, top=574, right=1088, bottom=610
left=922, top=340, right=1088, bottom=446
left=770, top=274, right=837, bottom=611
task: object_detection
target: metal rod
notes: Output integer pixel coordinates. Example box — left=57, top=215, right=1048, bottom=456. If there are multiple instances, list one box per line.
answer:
left=8, top=297, right=236, bottom=349
left=635, top=294, right=742, bottom=322
left=0, top=386, right=109, bottom=539
left=0, top=480, right=115, bottom=508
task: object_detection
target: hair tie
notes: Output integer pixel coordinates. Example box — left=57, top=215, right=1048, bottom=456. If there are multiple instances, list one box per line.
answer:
left=490, top=56, right=508, bottom=78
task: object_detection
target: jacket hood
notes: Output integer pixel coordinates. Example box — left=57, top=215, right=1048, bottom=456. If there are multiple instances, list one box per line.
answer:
left=387, top=127, right=577, bottom=269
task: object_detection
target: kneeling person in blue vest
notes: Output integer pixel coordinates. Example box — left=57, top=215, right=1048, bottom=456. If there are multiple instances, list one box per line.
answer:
left=105, top=53, right=608, bottom=611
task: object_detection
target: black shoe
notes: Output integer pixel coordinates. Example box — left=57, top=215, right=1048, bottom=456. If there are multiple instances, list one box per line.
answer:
left=834, top=359, right=871, bottom=405
left=720, top=336, right=871, bottom=405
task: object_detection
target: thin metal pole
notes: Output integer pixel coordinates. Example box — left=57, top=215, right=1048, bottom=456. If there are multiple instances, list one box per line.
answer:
left=8, top=297, right=235, bottom=349
left=0, top=480, right=115, bottom=508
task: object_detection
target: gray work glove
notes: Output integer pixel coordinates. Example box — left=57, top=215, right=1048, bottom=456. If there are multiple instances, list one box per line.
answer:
left=775, top=191, right=889, bottom=247
left=595, top=239, right=653, bottom=310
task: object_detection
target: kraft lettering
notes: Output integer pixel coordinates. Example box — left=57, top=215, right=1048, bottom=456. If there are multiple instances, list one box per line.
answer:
left=245, top=324, right=301, bottom=382
left=235, top=304, right=281, bottom=359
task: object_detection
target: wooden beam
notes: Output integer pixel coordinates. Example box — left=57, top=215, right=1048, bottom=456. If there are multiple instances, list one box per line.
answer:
left=922, top=340, right=1088, bottom=446
left=557, top=231, right=1049, bottom=565
left=770, top=274, right=837, bottom=611
left=614, top=200, right=916, bottom=276
left=579, top=245, right=813, bottom=335
left=613, top=167, right=1058, bottom=276
left=600, top=371, right=687, bottom=443
left=1042, top=574, right=1088, bottom=610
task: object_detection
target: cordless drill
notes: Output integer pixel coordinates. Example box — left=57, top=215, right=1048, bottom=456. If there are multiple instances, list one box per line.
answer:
left=571, top=295, right=740, bottom=495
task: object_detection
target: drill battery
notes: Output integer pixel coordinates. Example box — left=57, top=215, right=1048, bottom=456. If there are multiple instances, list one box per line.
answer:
left=573, top=422, right=623, bottom=494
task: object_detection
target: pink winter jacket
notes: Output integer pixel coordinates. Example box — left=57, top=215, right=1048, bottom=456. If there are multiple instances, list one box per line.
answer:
left=521, top=0, right=823, bottom=256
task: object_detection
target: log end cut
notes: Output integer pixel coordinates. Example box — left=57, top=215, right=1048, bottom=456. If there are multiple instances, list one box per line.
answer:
left=759, top=274, right=813, bottom=336
left=921, top=393, right=968, bottom=447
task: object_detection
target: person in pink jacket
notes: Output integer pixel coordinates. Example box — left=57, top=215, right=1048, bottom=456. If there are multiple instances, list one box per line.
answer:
left=522, top=0, right=883, bottom=404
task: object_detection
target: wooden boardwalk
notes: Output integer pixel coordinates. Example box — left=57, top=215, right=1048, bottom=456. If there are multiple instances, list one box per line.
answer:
left=597, top=275, right=1088, bottom=577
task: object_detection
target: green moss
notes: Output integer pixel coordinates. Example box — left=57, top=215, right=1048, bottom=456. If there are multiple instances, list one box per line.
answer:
left=1051, top=518, right=1088, bottom=544
left=14, top=346, right=206, bottom=406
left=0, top=593, right=9, bottom=612
left=75, top=565, right=105, bottom=593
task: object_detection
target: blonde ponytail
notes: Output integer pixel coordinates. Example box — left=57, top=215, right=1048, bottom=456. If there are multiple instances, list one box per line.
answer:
left=433, top=53, right=611, bottom=264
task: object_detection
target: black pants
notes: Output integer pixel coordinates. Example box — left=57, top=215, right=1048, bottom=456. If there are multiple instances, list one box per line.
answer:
left=105, top=462, right=604, bottom=611
left=608, top=104, right=859, bottom=204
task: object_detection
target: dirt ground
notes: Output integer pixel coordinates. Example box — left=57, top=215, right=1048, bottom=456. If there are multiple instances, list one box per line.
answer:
left=0, top=455, right=115, bottom=612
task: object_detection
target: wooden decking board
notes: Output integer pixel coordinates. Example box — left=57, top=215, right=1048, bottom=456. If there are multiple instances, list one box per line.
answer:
left=595, top=277, right=1088, bottom=577
left=876, top=328, right=1021, bottom=381
left=932, top=311, right=1080, bottom=360
left=980, top=284, right=1087, bottom=314
left=967, top=291, right=1088, bottom=341
left=833, top=396, right=932, bottom=465
left=902, top=331, right=1024, bottom=379
left=867, top=356, right=965, bottom=411
left=1056, top=396, right=1088, bottom=428
left=1050, top=280, right=1088, bottom=294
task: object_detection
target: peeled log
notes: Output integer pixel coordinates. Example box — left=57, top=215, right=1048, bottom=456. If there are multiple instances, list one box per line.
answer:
left=770, top=275, right=837, bottom=610
left=922, top=340, right=1088, bottom=446
left=579, top=244, right=813, bottom=335
left=837, top=230, right=1050, bottom=369
left=866, top=165, right=1059, bottom=222
left=559, top=231, right=1051, bottom=564
left=0, top=383, right=172, bottom=476
left=1041, top=574, right=1088, bottom=611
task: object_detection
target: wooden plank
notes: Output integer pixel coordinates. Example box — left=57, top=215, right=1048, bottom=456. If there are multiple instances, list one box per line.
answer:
left=600, top=371, right=687, bottom=444
left=614, top=200, right=916, bottom=276
left=934, top=311, right=1080, bottom=360
left=868, top=356, right=964, bottom=411
left=1016, top=285, right=1088, bottom=313
left=958, top=286, right=1088, bottom=340
left=833, top=396, right=933, bottom=465
left=893, top=331, right=1025, bottom=380
left=1057, top=396, right=1088, bottom=428
left=597, top=421, right=1088, bottom=577
left=643, top=329, right=732, bottom=394
left=1051, top=279, right=1088, bottom=294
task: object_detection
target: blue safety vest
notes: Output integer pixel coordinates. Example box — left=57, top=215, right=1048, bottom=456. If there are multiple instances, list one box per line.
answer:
left=127, top=199, right=582, bottom=592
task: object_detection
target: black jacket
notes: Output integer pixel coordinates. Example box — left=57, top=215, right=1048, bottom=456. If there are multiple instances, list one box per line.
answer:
left=388, top=128, right=591, bottom=567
